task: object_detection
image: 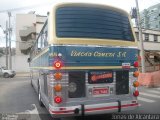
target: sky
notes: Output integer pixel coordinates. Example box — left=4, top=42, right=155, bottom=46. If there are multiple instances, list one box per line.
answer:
left=0, top=0, right=160, bottom=47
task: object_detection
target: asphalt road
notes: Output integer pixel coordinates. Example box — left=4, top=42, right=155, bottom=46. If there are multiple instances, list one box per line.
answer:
left=128, top=86, right=160, bottom=114
left=0, top=77, right=53, bottom=120
left=0, top=77, right=160, bottom=120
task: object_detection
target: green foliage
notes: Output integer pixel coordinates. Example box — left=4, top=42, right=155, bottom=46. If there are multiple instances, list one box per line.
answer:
left=0, top=49, right=4, bottom=57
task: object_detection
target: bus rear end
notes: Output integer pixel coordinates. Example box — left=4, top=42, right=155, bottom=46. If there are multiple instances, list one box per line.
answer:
left=48, top=3, right=139, bottom=117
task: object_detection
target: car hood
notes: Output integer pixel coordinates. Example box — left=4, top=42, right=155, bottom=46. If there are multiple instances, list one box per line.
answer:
left=3, top=70, right=15, bottom=73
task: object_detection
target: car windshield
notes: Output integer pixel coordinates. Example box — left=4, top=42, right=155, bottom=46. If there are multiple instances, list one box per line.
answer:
left=2, top=67, right=7, bottom=70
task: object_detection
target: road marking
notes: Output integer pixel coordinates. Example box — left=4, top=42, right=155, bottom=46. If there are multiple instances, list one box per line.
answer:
left=138, top=104, right=142, bottom=107
left=138, top=97, right=155, bottom=103
left=147, top=90, right=160, bottom=94
left=140, top=92, right=160, bottom=98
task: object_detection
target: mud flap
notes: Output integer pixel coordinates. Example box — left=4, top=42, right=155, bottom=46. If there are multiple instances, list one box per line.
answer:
left=81, top=104, right=85, bottom=116
left=117, top=100, right=121, bottom=112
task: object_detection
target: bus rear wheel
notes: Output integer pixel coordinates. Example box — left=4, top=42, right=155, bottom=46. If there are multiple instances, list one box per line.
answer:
left=31, top=79, right=33, bottom=87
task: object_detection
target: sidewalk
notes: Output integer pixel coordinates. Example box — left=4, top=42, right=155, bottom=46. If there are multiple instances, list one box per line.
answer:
left=15, top=72, right=30, bottom=77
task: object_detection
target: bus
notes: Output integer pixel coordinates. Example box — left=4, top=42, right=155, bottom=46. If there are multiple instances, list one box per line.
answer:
left=29, top=3, right=140, bottom=119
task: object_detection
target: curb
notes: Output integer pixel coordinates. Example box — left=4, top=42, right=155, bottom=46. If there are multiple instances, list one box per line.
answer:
left=15, top=73, right=30, bottom=77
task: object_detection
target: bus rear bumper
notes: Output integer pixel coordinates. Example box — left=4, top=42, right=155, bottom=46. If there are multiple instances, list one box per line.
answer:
left=49, top=100, right=139, bottom=118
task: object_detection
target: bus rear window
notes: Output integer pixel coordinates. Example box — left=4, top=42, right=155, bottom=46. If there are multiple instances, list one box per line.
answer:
left=56, top=6, right=135, bottom=41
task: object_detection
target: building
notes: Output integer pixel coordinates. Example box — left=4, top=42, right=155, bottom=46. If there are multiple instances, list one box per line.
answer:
left=14, top=13, right=47, bottom=72
left=134, top=27, right=160, bottom=72
left=134, top=27, right=160, bottom=51
left=140, top=3, right=160, bottom=30
left=0, top=13, right=47, bottom=72
left=16, top=13, right=47, bottom=55
left=0, top=47, right=5, bottom=57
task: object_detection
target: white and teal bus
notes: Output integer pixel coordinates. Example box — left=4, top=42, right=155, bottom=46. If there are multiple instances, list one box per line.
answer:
left=29, top=3, right=140, bottom=119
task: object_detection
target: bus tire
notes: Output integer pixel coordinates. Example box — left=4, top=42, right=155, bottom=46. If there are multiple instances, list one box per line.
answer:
left=30, top=73, right=33, bottom=87
left=31, top=79, right=33, bottom=87
left=38, top=88, right=44, bottom=107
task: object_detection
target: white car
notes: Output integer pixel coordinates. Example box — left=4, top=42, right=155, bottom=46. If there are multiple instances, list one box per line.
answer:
left=0, top=67, right=16, bottom=78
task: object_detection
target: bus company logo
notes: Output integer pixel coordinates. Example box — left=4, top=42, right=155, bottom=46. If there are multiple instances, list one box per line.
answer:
left=91, top=73, right=113, bottom=81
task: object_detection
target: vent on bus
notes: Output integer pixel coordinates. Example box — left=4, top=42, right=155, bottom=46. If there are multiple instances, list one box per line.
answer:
left=68, top=72, right=86, bottom=98
left=116, top=70, right=129, bottom=95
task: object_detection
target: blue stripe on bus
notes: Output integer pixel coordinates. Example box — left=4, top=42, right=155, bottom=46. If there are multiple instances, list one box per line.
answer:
left=49, top=46, right=138, bottom=67
left=30, top=46, right=138, bottom=68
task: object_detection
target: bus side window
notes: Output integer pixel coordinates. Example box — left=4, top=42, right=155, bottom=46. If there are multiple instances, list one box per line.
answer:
left=37, top=22, right=48, bottom=51
left=43, top=23, right=48, bottom=48
left=37, top=34, right=42, bottom=53
left=30, top=47, right=34, bottom=60
left=44, top=30, right=48, bottom=47
left=34, top=40, right=39, bottom=55
left=41, top=32, right=45, bottom=49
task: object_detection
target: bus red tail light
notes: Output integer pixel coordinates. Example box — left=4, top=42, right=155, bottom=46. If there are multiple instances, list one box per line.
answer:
left=53, top=60, right=63, bottom=69
left=133, top=90, right=139, bottom=97
left=54, top=96, right=62, bottom=104
left=133, top=61, right=139, bottom=68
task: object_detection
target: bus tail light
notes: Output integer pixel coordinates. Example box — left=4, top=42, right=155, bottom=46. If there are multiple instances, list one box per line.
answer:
left=133, top=61, right=139, bottom=67
left=54, top=60, right=63, bottom=69
left=133, top=81, right=140, bottom=87
left=54, top=72, right=62, bottom=80
left=133, top=71, right=139, bottom=77
left=54, top=96, right=62, bottom=104
left=54, top=84, right=62, bottom=92
left=133, top=90, right=139, bottom=97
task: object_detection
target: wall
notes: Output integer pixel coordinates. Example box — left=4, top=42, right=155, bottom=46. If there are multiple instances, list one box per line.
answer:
left=12, top=14, right=46, bottom=72
left=134, top=27, right=160, bottom=51
left=138, top=42, right=160, bottom=51
left=16, top=14, right=36, bottom=55
left=0, top=55, right=29, bottom=72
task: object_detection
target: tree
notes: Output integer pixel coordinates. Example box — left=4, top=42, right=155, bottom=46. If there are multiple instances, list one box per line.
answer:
left=0, top=48, right=4, bottom=57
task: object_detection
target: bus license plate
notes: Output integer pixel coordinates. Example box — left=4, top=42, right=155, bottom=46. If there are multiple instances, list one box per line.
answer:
left=92, top=87, right=109, bottom=96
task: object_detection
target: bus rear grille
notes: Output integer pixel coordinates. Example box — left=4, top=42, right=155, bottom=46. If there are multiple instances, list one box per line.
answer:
left=68, top=72, right=86, bottom=98
left=116, top=70, right=129, bottom=95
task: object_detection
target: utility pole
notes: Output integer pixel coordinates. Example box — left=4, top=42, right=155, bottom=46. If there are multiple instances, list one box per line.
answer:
left=0, top=22, right=9, bottom=69
left=135, top=0, right=146, bottom=73
left=5, top=21, right=8, bottom=69
left=8, top=12, right=12, bottom=70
